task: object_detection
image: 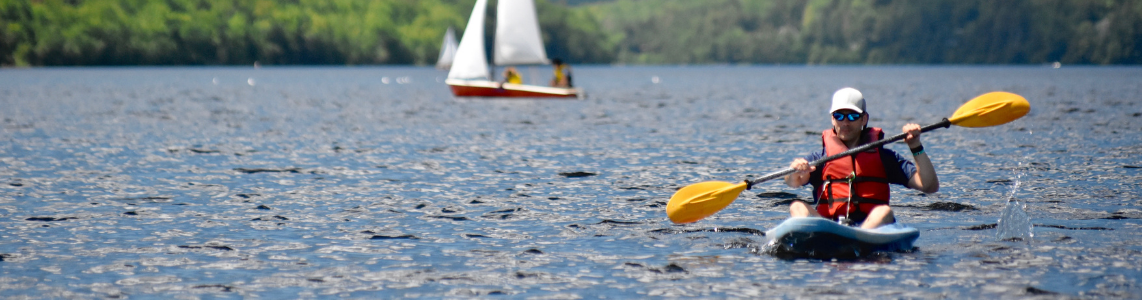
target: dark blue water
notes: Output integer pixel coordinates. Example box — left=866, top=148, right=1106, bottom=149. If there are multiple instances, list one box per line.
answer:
left=1, top=66, right=1140, bottom=298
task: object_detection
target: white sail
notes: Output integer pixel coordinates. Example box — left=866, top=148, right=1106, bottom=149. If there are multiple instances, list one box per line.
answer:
left=447, top=0, right=490, bottom=80
left=494, top=0, right=550, bottom=66
left=435, top=27, right=458, bottom=70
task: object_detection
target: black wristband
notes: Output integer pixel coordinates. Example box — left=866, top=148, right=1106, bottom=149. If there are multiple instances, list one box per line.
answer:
left=910, top=145, right=924, bottom=155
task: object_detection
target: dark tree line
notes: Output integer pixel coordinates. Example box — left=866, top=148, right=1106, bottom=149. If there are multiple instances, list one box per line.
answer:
left=1, top=0, right=1138, bottom=66
left=594, top=0, right=1142, bottom=64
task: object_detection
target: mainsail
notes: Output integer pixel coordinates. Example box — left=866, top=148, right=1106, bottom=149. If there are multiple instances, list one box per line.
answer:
left=494, top=0, right=550, bottom=66
left=446, top=0, right=490, bottom=80
left=435, top=27, right=458, bottom=70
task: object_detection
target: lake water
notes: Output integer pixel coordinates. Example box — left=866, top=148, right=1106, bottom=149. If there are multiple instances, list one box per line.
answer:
left=1, top=65, right=1140, bottom=298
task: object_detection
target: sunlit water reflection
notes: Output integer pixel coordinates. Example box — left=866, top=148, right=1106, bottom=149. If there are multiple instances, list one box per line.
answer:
left=1, top=66, right=1140, bottom=298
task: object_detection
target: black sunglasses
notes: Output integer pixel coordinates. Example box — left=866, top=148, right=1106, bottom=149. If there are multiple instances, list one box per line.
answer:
left=831, top=112, right=863, bottom=121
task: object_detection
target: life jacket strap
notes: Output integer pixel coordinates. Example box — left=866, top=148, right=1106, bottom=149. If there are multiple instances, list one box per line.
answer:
left=823, top=176, right=891, bottom=185
left=821, top=196, right=889, bottom=205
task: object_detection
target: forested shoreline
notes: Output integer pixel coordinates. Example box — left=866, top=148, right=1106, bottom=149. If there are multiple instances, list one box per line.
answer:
left=1, top=0, right=1139, bottom=66
left=594, top=0, right=1142, bottom=65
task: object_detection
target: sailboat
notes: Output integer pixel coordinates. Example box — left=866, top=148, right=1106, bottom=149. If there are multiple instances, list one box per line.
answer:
left=435, top=27, right=458, bottom=70
left=445, top=0, right=580, bottom=98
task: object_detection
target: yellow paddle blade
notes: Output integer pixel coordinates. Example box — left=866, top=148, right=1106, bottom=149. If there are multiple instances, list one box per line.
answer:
left=948, top=91, right=1030, bottom=128
left=666, top=181, right=748, bottom=224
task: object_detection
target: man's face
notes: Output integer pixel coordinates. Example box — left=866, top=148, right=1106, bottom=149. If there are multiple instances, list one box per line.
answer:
left=831, top=109, right=867, bottom=144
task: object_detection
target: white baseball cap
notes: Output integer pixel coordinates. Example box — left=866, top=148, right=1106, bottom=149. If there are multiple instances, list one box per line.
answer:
left=829, top=87, right=866, bottom=114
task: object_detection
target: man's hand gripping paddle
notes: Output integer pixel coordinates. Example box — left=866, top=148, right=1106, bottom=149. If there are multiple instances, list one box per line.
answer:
left=666, top=92, right=1031, bottom=224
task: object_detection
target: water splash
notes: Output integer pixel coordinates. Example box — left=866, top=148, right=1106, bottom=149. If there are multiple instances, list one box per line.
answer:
left=997, top=161, right=1034, bottom=241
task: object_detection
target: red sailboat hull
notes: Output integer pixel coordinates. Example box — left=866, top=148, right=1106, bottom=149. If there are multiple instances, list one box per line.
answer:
left=446, top=79, right=579, bottom=98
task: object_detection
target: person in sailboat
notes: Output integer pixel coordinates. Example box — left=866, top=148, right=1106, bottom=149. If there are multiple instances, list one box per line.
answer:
left=783, top=87, right=940, bottom=229
left=550, top=58, right=572, bottom=88
left=501, top=67, right=523, bottom=86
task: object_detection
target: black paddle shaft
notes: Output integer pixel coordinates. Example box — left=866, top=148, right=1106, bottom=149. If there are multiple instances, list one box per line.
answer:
left=745, top=118, right=952, bottom=189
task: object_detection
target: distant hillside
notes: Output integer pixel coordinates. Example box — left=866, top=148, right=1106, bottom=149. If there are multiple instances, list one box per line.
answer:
left=588, top=0, right=1142, bottom=65
left=0, top=0, right=613, bottom=66
left=1, top=0, right=1138, bottom=66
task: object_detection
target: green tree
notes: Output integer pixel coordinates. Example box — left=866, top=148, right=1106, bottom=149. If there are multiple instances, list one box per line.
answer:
left=2, top=0, right=1140, bottom=66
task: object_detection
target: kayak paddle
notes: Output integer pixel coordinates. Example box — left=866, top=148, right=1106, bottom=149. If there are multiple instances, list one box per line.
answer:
left=666, top=91, right=1031, bottom=224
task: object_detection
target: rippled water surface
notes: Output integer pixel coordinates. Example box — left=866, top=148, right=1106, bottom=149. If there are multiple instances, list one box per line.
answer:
left=2, top=66, right=1141, bottom=298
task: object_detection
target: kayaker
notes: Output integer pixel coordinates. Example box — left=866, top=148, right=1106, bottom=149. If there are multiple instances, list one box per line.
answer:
left=550, top=58, right=572, bottom=88
left=783, top=87, right=940, bottom=229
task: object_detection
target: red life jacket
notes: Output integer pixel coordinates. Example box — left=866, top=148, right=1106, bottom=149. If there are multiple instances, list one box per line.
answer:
left=817, top=127, right=891, bottom=221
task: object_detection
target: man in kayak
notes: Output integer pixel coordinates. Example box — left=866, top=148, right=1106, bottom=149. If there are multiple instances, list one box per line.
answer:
left=783, top=87, right=939, bottom=229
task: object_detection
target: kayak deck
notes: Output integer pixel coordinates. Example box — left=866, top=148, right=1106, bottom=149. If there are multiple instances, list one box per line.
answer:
left=763, top=217, right=919, bottom=259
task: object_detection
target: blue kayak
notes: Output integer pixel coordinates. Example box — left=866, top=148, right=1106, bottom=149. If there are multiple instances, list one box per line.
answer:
left=763, top=217, right=920, bottom=259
